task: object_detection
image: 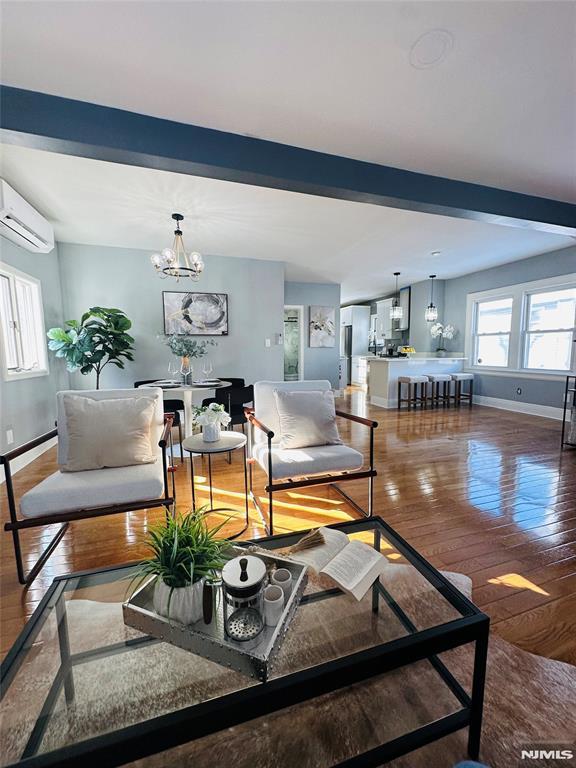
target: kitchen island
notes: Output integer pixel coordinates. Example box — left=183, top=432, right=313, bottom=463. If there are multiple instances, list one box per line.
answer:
left=367, top=356, right=467, bottom=408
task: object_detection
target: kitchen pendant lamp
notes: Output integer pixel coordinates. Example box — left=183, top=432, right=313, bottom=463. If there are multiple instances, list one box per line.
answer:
left=390, top=272, right=403, bottom=320
left=425, top=274, right=438, bottom=322
left=150, top=213, right=205, bottom=282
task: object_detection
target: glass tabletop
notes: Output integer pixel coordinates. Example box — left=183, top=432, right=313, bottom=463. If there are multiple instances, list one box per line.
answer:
left=0, top=518, right=479, bottom=766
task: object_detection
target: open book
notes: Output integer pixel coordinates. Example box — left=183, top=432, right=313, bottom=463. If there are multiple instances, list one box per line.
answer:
left=289, top=527, right=389, bottom=601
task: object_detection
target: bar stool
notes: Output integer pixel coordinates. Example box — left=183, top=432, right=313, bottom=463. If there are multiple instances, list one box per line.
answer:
left=397, top=375, right=429, bottom=410
left=425, top=373, right=453, bottom=408
left=451, top=373, right=474, bottom=407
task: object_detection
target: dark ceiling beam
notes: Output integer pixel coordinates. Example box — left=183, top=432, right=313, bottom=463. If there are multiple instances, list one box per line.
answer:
left=1, top=85, right=575, bottom=236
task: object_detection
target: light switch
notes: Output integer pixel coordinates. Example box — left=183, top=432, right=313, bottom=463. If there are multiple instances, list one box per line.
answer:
left=265, top=338, right=271, bottom=348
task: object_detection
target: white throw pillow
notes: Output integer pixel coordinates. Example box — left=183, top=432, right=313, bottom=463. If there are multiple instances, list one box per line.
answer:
left=273, top=389, right=342, bottom=449
left=61, top=395, right=157, bottom=472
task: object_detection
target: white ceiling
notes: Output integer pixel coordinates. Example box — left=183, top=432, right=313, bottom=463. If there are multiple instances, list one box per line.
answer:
left=1, top=1, right=575, bottom=203
left=1, top=144, right=572, bottom=303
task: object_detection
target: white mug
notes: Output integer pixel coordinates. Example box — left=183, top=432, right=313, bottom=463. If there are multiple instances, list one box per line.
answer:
left=263, top=584, right=284, bottom=627
left=271, top=568, right=292, bottom=601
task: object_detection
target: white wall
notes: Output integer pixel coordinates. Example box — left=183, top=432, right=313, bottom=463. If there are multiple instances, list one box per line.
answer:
left=58, top=244, right=286, bottom=388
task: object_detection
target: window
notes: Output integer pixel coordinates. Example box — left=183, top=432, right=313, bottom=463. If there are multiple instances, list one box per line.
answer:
left=465, top=275, right=576, bottom=376
left=524, top=288, right=576, bottom=371
left=473, top=297, right=513, bottom=367
left=0, top=263, right=48, bottom=380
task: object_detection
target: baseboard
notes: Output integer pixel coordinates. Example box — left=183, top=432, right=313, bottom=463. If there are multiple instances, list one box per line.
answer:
left=474, top=395, right=563, bottom=421
left=370, top=395, right=395, bottom=409
left=0, top=436, right=58, bottom=484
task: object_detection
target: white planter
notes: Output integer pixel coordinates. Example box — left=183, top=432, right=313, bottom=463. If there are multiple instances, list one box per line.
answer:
left=153, top=578, right=205, bottom=625
left=202, top=423, right=221, bottom=442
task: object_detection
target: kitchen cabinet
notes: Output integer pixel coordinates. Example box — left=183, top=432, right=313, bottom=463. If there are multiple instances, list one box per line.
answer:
left=376, top=299, right=393, bottom=338
left=351, top=356, right=368, bottom=386
left=398, top=287, right=410, bottom=331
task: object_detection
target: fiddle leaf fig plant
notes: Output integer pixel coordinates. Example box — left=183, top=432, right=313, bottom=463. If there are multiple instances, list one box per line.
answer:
left=47, top=307, right=135, bottom=389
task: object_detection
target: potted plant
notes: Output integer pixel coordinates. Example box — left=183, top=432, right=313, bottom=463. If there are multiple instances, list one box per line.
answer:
left=430, top=323, right=456, bottom=357
left=47, top=307, right=134, bottom=389
left=164, top=334, right=216, bottom=383
left=193, top=402, right=231, bottom=442
left=133, top=510, right=231, bottom=625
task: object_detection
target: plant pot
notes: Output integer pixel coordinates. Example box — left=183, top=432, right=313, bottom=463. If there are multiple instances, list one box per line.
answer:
left=203, top=423, right=221, bottom=442
left=153, top=578, right=205, bottom=625
left=436, top=349, right=447, bottom=358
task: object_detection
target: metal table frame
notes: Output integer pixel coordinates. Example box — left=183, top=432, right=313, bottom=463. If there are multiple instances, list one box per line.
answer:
left=184, top=433, right=250, bottom=541
left=0, top=517, right=490, bottom=768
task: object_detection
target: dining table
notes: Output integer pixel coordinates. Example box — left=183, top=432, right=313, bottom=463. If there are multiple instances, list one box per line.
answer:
left=138, top=380, right=232, bottom=438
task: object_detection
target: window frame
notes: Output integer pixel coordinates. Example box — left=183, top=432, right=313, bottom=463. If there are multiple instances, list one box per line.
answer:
left=0, top=261, right=49, bottom=382
left=465, top=274, right=576, bottom=377
left=471, top=295, right=514, bottom=369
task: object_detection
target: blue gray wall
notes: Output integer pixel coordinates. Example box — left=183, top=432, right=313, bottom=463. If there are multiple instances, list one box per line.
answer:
left=58, top=244, right=286, bottom=390
left=284, top=281, right=341, bottom=388
left=409, top=245, right=576, bottom=409
left=408, top=279, right=446, bottom=353
left=0, top=239, right=69, bottom=453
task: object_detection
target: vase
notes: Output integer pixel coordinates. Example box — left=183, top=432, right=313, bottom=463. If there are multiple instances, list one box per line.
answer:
left=436, top=349, right=447, bottom=358
left=153, top=578, right=205, bottom=625
left=203, top=423, right=221, bottom=442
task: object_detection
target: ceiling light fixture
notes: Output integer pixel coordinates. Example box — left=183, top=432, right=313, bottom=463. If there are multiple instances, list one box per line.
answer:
left=425, top=274, right=438, bottom=322
left=150, top=213, right=204, bottom=282
left=390, top=272, right=403, bottom=320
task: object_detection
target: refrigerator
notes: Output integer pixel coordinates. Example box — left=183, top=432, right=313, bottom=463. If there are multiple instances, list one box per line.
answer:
left=341, top=325, right=353, bottom=386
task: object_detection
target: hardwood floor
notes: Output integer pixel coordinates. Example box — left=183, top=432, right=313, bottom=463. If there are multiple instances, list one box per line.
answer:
left=2, top=390, right=575, bottom=667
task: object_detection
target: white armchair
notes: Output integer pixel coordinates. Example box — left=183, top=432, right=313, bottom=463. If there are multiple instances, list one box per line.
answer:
left=2, top=388, right=174, bottom=586
left=246, top=381, right=377, bottom=534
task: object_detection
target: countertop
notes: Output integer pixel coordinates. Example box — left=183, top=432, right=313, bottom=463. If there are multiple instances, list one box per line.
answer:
left=366, top=356, right=467, bottom=362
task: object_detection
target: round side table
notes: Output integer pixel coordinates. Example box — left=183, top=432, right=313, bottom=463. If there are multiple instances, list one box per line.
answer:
left=181, top=432, right=249, bottom=540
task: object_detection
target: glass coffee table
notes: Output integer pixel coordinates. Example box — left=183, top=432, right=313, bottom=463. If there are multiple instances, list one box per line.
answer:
left=0, top=518, right=489, bottom=768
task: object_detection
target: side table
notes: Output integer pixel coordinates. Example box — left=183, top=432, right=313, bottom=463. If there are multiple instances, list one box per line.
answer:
left=182, top=432, right=249, bottom=540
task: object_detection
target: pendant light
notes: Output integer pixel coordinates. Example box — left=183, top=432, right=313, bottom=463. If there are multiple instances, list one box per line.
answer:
left=150, top=213, right=205, bottom=282
left=425, top=274, right=438, bottom=322
left=390, top=272, right=403, bottom=320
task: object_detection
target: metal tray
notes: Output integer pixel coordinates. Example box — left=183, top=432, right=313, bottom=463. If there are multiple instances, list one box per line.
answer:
left=122, top=548, right=308, bottom=682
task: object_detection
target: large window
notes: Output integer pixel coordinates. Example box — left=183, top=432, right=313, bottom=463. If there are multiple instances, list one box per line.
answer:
left=524, top=288, right=576, bottom=371
left=466, top=275, right=576, bottom=376
left=473, top=297, right=513, bottom=367
left=0, top=263, right=48, bottom=380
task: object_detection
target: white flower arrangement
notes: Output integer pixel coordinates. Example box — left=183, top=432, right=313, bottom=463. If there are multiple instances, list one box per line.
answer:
left=430, top=322, right=457, bottom=351
left=192, top=402, right=231, bottom=428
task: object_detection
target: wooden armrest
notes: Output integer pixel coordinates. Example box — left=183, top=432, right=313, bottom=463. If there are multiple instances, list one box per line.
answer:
left=0, top=428, right=58, bottom=465
left=245, top=410, right=274, bottom=439
left=159, top=414, right=174, bottom=447
left=335, top=410, right=378, bottom=429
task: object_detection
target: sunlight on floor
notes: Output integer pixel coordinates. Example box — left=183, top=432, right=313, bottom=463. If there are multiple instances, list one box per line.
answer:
left=286, top=492, right=345, bottom=505
left=487, top=573, right=550, bottom=595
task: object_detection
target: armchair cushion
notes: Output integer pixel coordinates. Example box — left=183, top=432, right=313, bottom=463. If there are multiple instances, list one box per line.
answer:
left=253, top=442, right=363, bottom=481
left=274, top=389, right=342, bottom=449
left=253, top=380, right=332, bottom=444
left=61, top=394, right=157, bottom=472
left=20, top=462, right=165, bottom=519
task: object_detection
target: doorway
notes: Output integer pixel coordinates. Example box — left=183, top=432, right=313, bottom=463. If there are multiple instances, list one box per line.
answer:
left=284, top=305, right=304, bottom=381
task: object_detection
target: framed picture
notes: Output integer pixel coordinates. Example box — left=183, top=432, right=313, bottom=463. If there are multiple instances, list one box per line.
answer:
left=309, top=306, right=336, bottom=348
left=163, top=292, right=229, bottom=335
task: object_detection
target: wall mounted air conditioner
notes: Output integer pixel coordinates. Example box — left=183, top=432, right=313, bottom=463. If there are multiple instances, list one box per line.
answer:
left=0, top=180, right=54, bottom=253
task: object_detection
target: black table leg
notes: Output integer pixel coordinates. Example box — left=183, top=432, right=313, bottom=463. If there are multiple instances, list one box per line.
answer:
left=243, top=444, right=249, bottom=526
left=189, top=452, right=196, bottom=512
left=208, top=453, right=214, bottom=509
left=468, top=621, right=489, bottom=759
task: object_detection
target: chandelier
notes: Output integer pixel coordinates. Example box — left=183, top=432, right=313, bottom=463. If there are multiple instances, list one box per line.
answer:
left=150, top=213, right=204, bottom=281
left=390, top=271, right=403, bottom=320
left=425, top=274, right=439, bottom=322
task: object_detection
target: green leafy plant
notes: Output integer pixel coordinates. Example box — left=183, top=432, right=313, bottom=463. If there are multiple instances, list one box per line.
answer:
left=47, top=307, right=135, bottom=389
left=164, top=334, right=216, bottom=359
left=133, top=509, right=232, bottom=591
